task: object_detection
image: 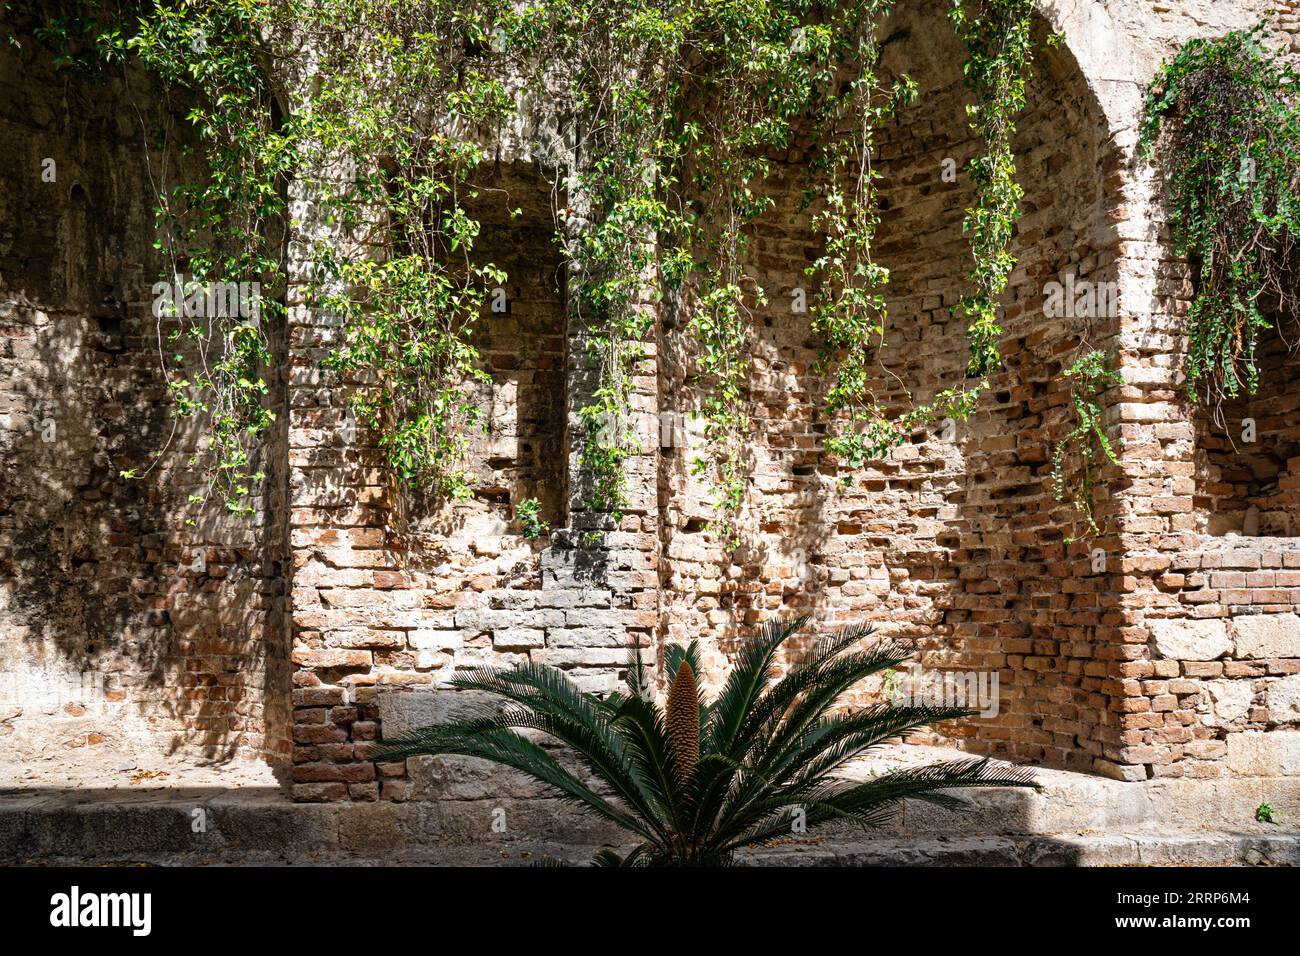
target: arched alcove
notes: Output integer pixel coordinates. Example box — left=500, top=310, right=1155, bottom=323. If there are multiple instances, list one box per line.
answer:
left=0, top=31, right=291, bottom=778
left=657, top=0, right=1124, bottom=773
left=1193, top=307, right=1300, bottom=537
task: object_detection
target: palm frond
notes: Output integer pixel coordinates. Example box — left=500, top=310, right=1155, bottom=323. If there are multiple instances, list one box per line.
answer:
left=734, top=640, right=913, bottom=764
left=709, top=703, right=978, bottom=845
left=373, top=666, right=669, bottom=843
left=721, top=758, right=1038, bottom=854
left=623, top=638, right=655, bottom=700
left=664, top=640, right=702, bottom=685
left=607, top=687, right=681, bottom=843
left=703, top=615, right=805, bottom=757
left=382, top=723, right=659, bottom=840
left=592, top=845, right=650, bottom=867
left=722, top=643, right=916, bottom=821
left=777, top=704, right=978, bottom=791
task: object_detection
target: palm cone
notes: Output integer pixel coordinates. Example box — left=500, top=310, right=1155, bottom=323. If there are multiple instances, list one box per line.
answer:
left=666, top=659, right=700, bottom=786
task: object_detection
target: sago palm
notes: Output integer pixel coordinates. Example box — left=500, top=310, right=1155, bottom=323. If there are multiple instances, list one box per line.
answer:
left=375, top=616, right=1037, bottom=865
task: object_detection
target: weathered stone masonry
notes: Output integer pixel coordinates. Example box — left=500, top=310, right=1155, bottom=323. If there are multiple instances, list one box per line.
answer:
left=2, top=0, right=1299, bottom=802
left=0, top=42, right=290, bottom=766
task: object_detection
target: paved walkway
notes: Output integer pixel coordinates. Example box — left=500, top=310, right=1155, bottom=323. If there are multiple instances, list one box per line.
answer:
left=3, top=744, right=1297, bottom=865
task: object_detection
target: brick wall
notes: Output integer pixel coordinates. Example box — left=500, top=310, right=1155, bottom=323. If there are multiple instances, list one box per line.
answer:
left=4, top=0, right=1299, bottom=797
left=0, top=37, right=290, bottom=766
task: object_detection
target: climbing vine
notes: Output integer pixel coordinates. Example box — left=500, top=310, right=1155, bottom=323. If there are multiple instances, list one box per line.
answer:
left=816, top=0, right=1039, bottom=471
left=1050, top=349, right=1121, bottom=542
left=17, top=0, right=291, bottom=515
left=1140, top=22, right=1300, bottom=416
left=21, top=0, right=1043, bottom=539
left=495, top=1, right=662, bottom=523
left=948, top=0, right=1036, bottom=379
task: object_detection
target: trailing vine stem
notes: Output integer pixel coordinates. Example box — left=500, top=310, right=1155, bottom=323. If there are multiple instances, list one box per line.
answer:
left=141, top=2, right=284, bottom=517
left=1050, top=349, right=1122, bottom=543
left=805, top=3, right=915, bottom=469
left=23, top=0, right=290, bottom=516
left=668, top=0, right=899, bottom=546
left=1140, top=22, right=1300, bottom=420
left=514, top=0, right=682, bottom=527
left=816, top=0, right=1039, bottom=472
left=1046, top=24, right=1300, bottom=545
left=22, top=0, right=1043, bottom=539
left=948, top=0, right=1037, bottom=380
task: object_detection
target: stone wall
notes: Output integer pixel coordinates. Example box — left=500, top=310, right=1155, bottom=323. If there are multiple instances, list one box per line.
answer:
left=0, top=34, right=290, bottom=768
left=3, top=0, right=1300, bottom=800
left=660, top=3, right=1120, bottom=773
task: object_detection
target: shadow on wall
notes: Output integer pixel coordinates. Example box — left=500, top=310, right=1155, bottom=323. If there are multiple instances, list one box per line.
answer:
left=655, top=6, right=1121, bottom=772
left=652, top=160, right=831, bottom=687
left=0, top=32, right=290, bottom=768
left=872, top=13, right=1119, bottom=770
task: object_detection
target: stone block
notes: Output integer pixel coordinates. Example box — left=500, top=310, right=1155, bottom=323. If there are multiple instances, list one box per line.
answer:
left=1266, top=674, right=1300, bottom=724
left=1226, top=732, right=1300, bottom=776
left=493, top=628, right=546, bottom=650
left=1149, top=619, right=1231, bottom=661
left=1231, top=614, right=1300, bottom=659
left=1204, top=681, right=1252, bottom=726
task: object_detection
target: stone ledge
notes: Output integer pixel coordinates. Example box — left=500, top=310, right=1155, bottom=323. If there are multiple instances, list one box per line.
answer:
left=3, top=765, right=1297, bottom=865
left=5, top=830, right=1297, bottom=868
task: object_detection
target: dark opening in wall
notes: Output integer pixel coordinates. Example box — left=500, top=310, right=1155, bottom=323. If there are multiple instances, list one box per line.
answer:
left=464, top=162, right=568, bottom=531
left=1195, top=313, right=1300, bottom=536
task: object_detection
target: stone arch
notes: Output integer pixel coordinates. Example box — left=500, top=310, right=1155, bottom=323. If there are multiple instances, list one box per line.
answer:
left=654, top=0, right=1135, bottom=775
left=1032, top=0, right=1144, bottom=136
left=1104, top=3, right=1300, bottom=780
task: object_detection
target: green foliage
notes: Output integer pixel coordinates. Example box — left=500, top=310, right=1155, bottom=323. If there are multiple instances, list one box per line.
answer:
left=33, top=0, right=1042, bottom=531
left=515, top=497, right=549, bottom=540
left=18, top=2, right=130, bottom=76
left=502, top=0, right=676, bottom=521
left=948, top=0, right=1036, bottom=378
left=1050, top=349, right=1121, bottom=542
left=1255, top=801, right=1278, bottom=824
left=1140, top=23, right=1300, bottom=411
left=375, top=615, right=1037, bottom=866
left=128, top=0, right=290, bottom=516
left=829, top=382, right=984, bottom=475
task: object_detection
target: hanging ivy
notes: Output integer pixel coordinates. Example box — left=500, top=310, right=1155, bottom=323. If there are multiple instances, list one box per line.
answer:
left=1050, top=349, right=1122, bottom=542
left=1140, top=22, right=1300, bottom=415
left=23, top=0, right=1043, bottom=536
left=131, top=3, right=291, bottom=517
left=805, top=4, right=916, bottom=470
left=502, top=0, right=684, bottom=523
